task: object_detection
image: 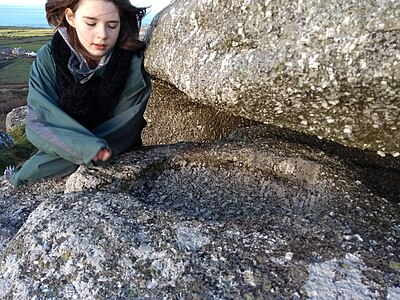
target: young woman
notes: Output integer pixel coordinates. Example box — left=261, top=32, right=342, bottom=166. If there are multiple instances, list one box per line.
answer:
left=4, top=0, right=151, bottom=187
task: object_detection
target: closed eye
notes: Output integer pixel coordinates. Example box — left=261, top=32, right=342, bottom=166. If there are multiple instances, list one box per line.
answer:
left=107, top=21, right=119, bottom=29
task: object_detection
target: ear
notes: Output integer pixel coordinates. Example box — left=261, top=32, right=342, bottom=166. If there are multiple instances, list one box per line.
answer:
left=65, top=8, right=76, bottom=27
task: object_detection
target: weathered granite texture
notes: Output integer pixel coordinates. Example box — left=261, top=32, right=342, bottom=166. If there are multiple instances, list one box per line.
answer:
left=144, top=0, right=400, bottom=155
left=1, top=1, right=399, bottom=297
left=142, top=79, right=258, bottom=144
left=0, top=125, right=399, bottom=299
left=5, top=106, right=26, bottom=133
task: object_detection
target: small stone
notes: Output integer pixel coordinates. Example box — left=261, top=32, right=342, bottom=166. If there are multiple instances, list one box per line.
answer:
left=285, top=252, right=294, bottom=261
left=326, top=117, right=335, bottom=123
left=377, top=151, right=386, bottom=157
left=354, top=234, right=363, bottom=242
left=343, top=126, right=352, bottom=134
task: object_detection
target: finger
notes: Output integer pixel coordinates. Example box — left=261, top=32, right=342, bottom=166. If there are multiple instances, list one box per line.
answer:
left=99, top=149, right=111, bottom=161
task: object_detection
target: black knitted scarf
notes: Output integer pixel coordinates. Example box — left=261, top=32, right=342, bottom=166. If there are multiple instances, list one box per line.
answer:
left=51, top=32, right=133, bottom=130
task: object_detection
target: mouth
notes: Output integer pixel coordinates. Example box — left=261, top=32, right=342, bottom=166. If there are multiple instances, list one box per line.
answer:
left=93, top=44, right=107, bottom=50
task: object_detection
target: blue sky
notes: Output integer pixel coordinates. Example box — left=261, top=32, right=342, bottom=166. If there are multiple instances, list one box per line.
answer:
left=0, top=0, right=171, bottom=15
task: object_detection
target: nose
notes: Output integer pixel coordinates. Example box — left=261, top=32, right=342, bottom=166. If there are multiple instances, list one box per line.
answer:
left=96, top=25, right=108, bottom=40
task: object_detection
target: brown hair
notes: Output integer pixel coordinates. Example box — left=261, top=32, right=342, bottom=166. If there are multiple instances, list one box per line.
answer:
left=45, top=0, right=146, bottom=66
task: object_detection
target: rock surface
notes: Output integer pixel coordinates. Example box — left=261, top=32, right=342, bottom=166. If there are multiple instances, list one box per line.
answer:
left=5, top=106, right=26, bottom=133
left=145, top=0, right=400, bottom=155
left=1, top=125, right=399, bottom=299
left=142, top=79, right=258, bottom=144
left=1, top=1, right=399, bottom=297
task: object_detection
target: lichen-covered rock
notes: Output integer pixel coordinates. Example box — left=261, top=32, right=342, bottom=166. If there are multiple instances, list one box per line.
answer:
left=2, top=188, right=398, bottom=299
left=0, top=125, right=399, bottom=299
left=145, top=0, right=400, bottom=155
left=5, top=106, right=26, bottom=133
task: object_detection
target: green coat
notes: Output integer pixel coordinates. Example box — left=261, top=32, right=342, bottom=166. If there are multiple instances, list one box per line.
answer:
left=11, top=41, right=151, bottom=187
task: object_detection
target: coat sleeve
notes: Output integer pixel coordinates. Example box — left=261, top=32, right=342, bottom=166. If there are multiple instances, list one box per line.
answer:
left=25, top=44, right=109, bottom=165
left=92, top=53, right=151, bottom=155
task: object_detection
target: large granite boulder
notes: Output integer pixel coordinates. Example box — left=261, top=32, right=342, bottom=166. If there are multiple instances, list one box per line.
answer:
left=145, top=0, right=400, bottom=155
left=0, top=125, right=399, bottom=299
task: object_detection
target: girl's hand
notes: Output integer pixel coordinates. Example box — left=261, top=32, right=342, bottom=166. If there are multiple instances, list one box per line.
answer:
left=93, top=148, right=111, bottom=162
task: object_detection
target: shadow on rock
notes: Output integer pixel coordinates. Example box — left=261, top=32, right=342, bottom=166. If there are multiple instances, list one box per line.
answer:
left=228, top=125, right=400, bottom=204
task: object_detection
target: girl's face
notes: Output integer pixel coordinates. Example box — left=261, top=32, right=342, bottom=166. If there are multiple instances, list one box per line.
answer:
left=65, top=0, right=120, bottom=60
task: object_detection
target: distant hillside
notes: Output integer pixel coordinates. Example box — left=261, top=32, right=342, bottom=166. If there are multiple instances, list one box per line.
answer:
left=0, top=27, right=53, bottom=85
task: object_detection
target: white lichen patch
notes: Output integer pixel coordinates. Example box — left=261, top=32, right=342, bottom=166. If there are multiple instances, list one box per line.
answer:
left=377, top=150, right=386, bottom=157
left=175, top=223, right=211, bottom=251
left=343, top=125, right=353, bottom=134
left=387, top=287, right=400, bottom=300
left=304, top=253, right=378, bottom=299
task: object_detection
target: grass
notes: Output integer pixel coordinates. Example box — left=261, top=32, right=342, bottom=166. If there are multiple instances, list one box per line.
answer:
left=0, top=27, right=53, bottom=39
left=0, top=27, right=53, bottom=36
left=0, top=26, right=53, bottom=85
left=0, top=27, right=49, bottom=172
left=0, top=57, right=32, bottom=84
left=0, top=37, right=51, bottom=51
left=0, top=124, right=36, bottom=174
left=0, top=26, right=53, bottom=51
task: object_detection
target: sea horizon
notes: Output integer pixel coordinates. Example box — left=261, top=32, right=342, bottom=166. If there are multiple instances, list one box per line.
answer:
left=0, top=4, right=154, bottom=28
left=0, top=5, right=49, bottom=28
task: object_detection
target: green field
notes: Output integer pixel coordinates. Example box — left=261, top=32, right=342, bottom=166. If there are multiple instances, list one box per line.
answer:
left=0, top=26, right=53, bottom=51
left=0, top=57, right=32, bottom=84
left=0, top=26, right=53, bottom=84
